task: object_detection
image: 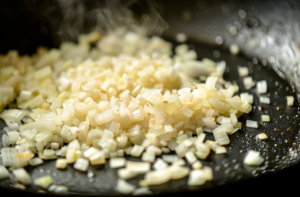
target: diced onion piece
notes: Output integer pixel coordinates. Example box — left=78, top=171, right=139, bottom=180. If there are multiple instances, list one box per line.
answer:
left=238, top=67, right=249, bottom=77
left=202, top=117, right=217, bottom=128
left=7, top=131, right=19, bottom=145
left=51, top=142, right=59, bottom=150
left=188, top=170, right=206, bottom=186
left=215, top=146, right=226, bottom=154
left=244, top=150, right=264, bottom=166
left=141, top=151, right=156, bottom=163
left=195, top=143, right=210, bottom=159
left=192, top=161, right=203, bottom=170
left=213, top=125, right=231, bottom=145
left=132, top=187, right=152, bottom=196
left=0, top=166, right=10, bottom=179
left=56, top=159, right=68, bottom=169
left=131, top=145, right=145, bottom=157
left=0, top=109, right=27, bottom=122
left=203, top=166, right=213, bottom=180
left=185, top=151, right=197, bottom=164
left=260, top=96, right=270, bottom=104
left=116, top=179, right=136, bottom=194
left=175, top=142, right=189, bottom=158
left=109, top=157, right=126, bottom=168
left=261, top=115, right=270, bottom=122
left=229, top=44, right=239, bottom=55
left=29, top=158, right=43, bottom=166
left=286, top=96, right=294, bottom=106
left=257, top=80, right=267, bottom=94
left=153, top=158, right=169, bottom=171
left=246, top=120, right=258, bottom=128
left=144, top=169, right=170, bottom=185
left=146, top=145, right=162, bottom=156
left=196, top=127, right=203, bottom=135
left=34, top=175, right=53, bottom=189
left=126, top=161, right=150, bottom=174
left=240, top=92, right=253, bottom=104
left=176, top=33, right=187, bottom=43
left=243, top=76, right=255, bottom=89
left=12, top=168, right=31, bottom=185
left=118, top=168, right=138, bottom=180
left=205, top=76, right=218, bottom=89
left=48, top=185, right=69, bottom=194
left=162, top=155, right=179, bottom=163
left=168, top=165, right=190, bottom=179
left=256, top=133, right=268, bottom=140
left=73, top=158, right=89, bottom=171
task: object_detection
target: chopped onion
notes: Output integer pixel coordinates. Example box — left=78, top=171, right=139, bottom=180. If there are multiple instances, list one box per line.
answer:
left=286, top=96, right=294, bottom=106
left=34, top=175, right=53, bottom=189
left=244, top=150, right=264, bottom=166
left=12, top=168, right=31, bottom=185
left=116, top=179, right=136, bottom=194
left=126, top=161, right=150, bottom=174
left=0, top=165, right=10, bottom=179
left=118, top=168, right=138, bottom=180
left=29, top=158, right=43, bottom=166
left=195, top=143, right=210, bottom=159
left=260, top=96, right=270, bottom=104
left=131, top=145, right=145, bottom=157
left=256, top=133, right=268, bottom=140
left=185, top=151, right=197, bottom=164
left=257, top=80, right=267, bottom=94
left=192, top=161, right=202, bottom=170
left=141, top=151, right=156, bottom=163
left=48, top=185, right=69, bottom=194
left=229, top=44, right=239, bottom=55
left=215, top=146, right=226, bottom=154
left=203, top=166, right=213, bottom=180
left=188, top=170, right=206, bottom=186
left=246, top=120, right=258, bottom=128
left=132, top=187, right=152, bottom=196
left=56, top=159, right=68, bottom=169
left=109, top=157, right=126, bottom=168
left=153, top=158, right=169, bottom=171
left=73, top=158, right=89, bottom=171
left=168, top=165, right=190, bottom=179
left=238, top=67, right=249, bottom=77
left=261, top=115, right=270, bottom=122
left=144, top=169, right=170, bottom=185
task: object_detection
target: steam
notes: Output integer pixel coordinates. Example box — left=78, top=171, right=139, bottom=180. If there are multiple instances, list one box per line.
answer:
left=29, top=0, right=168, bottom=44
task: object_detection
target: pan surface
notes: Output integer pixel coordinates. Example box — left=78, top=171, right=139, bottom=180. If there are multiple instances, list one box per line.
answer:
left=1, top=0, right=300, bottom=196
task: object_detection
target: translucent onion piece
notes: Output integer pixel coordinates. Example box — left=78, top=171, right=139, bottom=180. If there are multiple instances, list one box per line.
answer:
left=144, top=169, right=170, bottom=185
left=118, top=168, right=138, bottom=180
left=34, top=175, right=53, bottom=189
left=126, top=161, right=150, bottom=174
left=246, top=120, right=258, bottom=128
left=257, top=80, right=267, bottom=94
left=244, top=150, right=264, bottom=166
left=48, top=185, right=69, bottom=194
left=0, top=166, right=10, bottom=179
left=12, top=168, right=31, bottom=185
left=109, top=157, right=126, bottom=168
left=116, top=179, right=136, bottom=194
left=73, top=158, right=89, bottom=171
left=188, top=170, right=206, bottom=186
left=286, top=96, right=294, bottom=106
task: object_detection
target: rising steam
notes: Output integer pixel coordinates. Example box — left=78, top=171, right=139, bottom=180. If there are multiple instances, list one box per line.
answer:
left=28, top=0, right=168, bottom=44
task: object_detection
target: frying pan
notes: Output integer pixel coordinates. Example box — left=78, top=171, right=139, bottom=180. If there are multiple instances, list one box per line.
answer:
left=1, top=0, right=300, bottom=196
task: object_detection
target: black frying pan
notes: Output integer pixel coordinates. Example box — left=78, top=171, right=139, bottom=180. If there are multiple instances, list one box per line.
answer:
left=1, top=0, right=300, bottom=196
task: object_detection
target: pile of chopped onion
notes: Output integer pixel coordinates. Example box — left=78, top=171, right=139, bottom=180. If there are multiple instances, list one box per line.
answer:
left=0, top=30, right=263, bottom=193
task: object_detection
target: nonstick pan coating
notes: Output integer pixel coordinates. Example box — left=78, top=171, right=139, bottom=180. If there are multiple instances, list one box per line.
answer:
left=1, top=0, right=300, bottom=196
